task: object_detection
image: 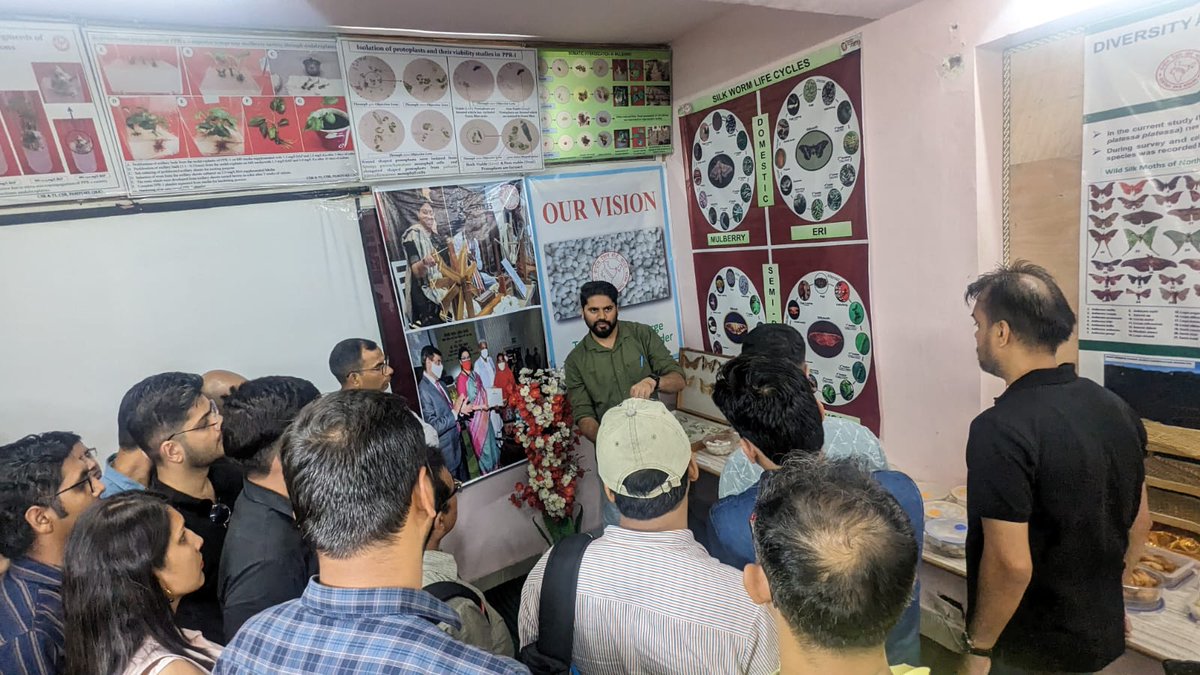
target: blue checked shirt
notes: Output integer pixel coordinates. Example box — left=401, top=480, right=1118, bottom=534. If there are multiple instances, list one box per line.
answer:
left=214, top=578, right=528, bottom=675
left=0, top=558, right=65, bottom=675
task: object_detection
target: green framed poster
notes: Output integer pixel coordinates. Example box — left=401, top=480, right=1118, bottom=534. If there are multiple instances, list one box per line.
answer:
left=538, top=48, right=672, bottom=163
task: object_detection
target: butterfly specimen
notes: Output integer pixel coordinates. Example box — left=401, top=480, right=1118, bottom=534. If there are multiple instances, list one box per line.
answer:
left=1118, top=195, right=1147, bottom=209
left=701, top=357, right=719, bottom=373
left=1163, top=230, right=1200, bottom=254
left=1186, top=176, right=1200, bottom=190
left=1091, top=259, right=1122, bottom=272
left=1089, top=274, right=1124, bottom=287
left=699, top=381, right=715, bottom=395
left=1125, top=288, right=1151, bottom=302
left=1159, top=273, right=1186, bottom=286
left=1091, top=289, right=1121, bottom=301
left=685, top=375, right=698, bottom=387
left=1120, top=179, right=1148, bottom=195
left=1090, top=229, right=1118, bottom=255
left=1124, top=227, right=1157, bottom=254
left=1090, top=183, right=1114, bottom=198
left=798, top=140, right=830, bottom=161
left=1168, top=207, right=1200, bottom=223
left=1161, top=287, right=1191, bottom=304
left=1091, top=198, right=1116, bottom=211
left=680, top=353, right=700, bottom=369
left=1181, top=259, right=1200, bottom=271
left=1152, top=192, right=1184, bottom=206
left=1122, top=256, right=1177, bottom=272
left=1192, top=190, right=1200, bottom=202
left=1154, top=176, right=1182, bottom=192
left=1123, top=211, right=1164, bottom=226
left=1196, top=284, right=1200, bottom=298
left=1129, top=274, right=1152, bottom=286
left=1088, top=213, right=1118, bottom=229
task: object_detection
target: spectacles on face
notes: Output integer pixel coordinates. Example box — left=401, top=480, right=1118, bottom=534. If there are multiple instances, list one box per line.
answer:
left=54, top=448, right=103, bottom=497
left=165, top=400, right=220, bottom=442
left=350, top=358, right=389, bottom=375
left=209, top=502, right=231, bottom=527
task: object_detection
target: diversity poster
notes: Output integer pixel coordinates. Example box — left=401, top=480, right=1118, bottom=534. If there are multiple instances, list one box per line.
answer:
left=537, top=48, right=673, bottom=162
left=1078, top=1, right=1200, bottom=375
left=0, top=21, right=123, bottom=205
left=338, top=39, right=541, bottom=179
left=374, top=178, right=540, bottom=329
left=679, top=37, right=864, bottom=250
left=83, top=28, right=358, bottom=196
left=526, top=165, right=682, bottom=365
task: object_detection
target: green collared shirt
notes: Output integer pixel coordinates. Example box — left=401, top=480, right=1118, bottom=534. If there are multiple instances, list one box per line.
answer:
left=563, top=320, right=684, bottom=424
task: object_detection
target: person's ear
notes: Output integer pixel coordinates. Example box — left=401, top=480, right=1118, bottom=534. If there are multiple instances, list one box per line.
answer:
left=743, top=563, right=772, bottom=605
left=802, top=362, right=810, bottom=377
left=994, top=319, right=1011, bottom=347
left=415, top=467, right=438, bottom=520
left=24, top=504, right=56, bottom=536
left=739, top=437, right=755, bottom=461
left=604, top=486, right=616, bottom=503
left=160, top=440, right=186, bottom=465
left=687, top=458, right=700, bottom=482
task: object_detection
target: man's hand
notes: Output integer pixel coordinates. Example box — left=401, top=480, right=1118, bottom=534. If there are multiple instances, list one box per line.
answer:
left=957, top=654, right=991, bottom=675
left=629, top=377, right=656, bottom=399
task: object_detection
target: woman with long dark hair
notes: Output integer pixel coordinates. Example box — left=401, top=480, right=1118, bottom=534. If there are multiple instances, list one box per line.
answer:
left=62, top=491, right=220, bottom=675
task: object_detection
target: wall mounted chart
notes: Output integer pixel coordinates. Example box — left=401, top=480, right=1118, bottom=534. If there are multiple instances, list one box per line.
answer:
left=705, top=265, right=764, bottom=356
left=784, top=269, right=871, bottom=404
left=691, top=108, right=755, bottom=235
left=772, top=75, right=860, bottom=224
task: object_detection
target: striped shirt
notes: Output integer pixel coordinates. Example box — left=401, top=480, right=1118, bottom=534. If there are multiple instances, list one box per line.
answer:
left=518, top=527, right=778, bottom=675
left=214, top=578, right=528, bottom=674
left=0, top=558, right=65, bottom=675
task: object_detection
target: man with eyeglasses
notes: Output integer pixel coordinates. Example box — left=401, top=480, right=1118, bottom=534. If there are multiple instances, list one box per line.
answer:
left=330, top=337, right=441, bottom=450
left=127, top=372, right=243, bottom=644
left=0, top=432, right=104, bottom=675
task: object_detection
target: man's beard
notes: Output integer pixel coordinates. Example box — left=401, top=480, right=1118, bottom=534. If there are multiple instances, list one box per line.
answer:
left=588, top=316, right=616, bottom=338
left=977, top=344, right=1001, bottom=378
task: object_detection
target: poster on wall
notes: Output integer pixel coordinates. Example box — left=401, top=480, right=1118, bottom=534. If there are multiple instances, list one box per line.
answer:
left=82, top=28, right=358, bottom=196
left=375, top=178, right=540, bottom=329
left=691, top=248, right=770, bottom=358
left=0, top=21, right=124, bottom=205
left=679, top=96, right=765, bottom=249
left=538, top=48, right=673, bottom=163
left=1078, top=2, right=1200, bottom=377
left=338, top=39, right=541, bottom=180
left=526, top=165, right=683, bottom=365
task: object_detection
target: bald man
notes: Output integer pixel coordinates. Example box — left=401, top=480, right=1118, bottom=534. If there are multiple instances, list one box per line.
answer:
left=203, top=370, right=247, bottom=412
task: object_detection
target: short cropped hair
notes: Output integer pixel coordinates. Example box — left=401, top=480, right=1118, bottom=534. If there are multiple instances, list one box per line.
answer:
left=420, top=345, right=442, bottom=368
left=125, top=373, right=204, bottom=462
left=712, top=356, right=823, bottom=464
left=580, top=280, right=619, bottom=308
left=329, top=338, right=378, bottom=385
left=964, top=261, right=1075, bottom=352
left=222, top=376, right=321, bottom=476
left=281, top=390, right=427, bottom=558
left=612, top=469, right=688, bottom=521
left=754, top=456, right=917, bottom=650
left=0, top=432, right=80, bottom=558
left=741, top=324, right=806, bottom=365
left=116, top=384, right=140, bottom=450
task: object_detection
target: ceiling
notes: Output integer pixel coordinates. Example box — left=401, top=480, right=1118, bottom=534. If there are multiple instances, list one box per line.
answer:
left=0, top=0, right=923, bottom=43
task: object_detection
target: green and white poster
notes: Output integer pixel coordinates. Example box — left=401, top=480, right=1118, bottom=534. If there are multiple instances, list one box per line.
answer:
left=537, top=48, right=672, bottom=162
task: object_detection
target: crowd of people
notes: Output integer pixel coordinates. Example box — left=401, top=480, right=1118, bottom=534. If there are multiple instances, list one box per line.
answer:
left=0, top=262, right=1150, bottom=675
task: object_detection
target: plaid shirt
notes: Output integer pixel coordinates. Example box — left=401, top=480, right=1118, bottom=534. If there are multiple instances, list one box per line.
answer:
left=0, top=558, right=65, bottom=675
left=214, top=578, right=528, bottom=674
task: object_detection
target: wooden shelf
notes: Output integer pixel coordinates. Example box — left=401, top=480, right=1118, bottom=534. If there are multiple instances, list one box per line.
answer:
left=1146, top=476, right=1200, bottom=501
left=1151, top=512, right=1200, bottom=536
left=1144, top=420, right=1200, bottom=462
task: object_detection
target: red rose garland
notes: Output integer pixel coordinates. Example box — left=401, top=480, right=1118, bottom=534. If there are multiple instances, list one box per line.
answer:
left=508, top=368, right=582, bottom=529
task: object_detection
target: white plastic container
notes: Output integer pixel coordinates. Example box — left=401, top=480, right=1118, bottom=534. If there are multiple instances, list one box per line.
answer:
left=925, top=518, right=968, bottom=558
left=916, top=482, right=946, bottom=503
left=1123, top=568, right=1165, bottom=612
left=924, top=500, right=966, bottom=521
left=1139, top=546, right=1197, bottom=588
left=949, top=485, right=968, bottom=506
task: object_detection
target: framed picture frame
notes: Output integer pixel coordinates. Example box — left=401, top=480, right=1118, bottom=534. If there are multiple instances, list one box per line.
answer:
left=676, top=347, right=731, bottom=423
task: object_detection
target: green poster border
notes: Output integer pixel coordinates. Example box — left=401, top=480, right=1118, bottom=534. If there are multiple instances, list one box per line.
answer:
left=1079, top=339, right=1200, bottom=359
left=1086, top=0, right=1200, bottom=35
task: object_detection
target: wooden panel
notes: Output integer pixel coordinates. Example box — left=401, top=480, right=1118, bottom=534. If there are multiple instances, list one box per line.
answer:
left=1008, top=36, right=1085, bottom=165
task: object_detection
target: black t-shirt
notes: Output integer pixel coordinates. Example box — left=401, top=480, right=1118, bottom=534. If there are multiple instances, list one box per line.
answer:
left=149, top=458, right=244, bottom=644
left=965, top=364, right=1145, bottom=672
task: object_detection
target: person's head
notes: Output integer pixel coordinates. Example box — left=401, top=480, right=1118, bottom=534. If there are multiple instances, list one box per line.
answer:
left=126, top=372, right=223, bottom=470
left=712, top=355, right=824, bottom=469
left=596, top=399, right=699, bottom=523
left=63, top=492, right=209, bottom=675
left=965, top=261, right=1075, bottom=378
left=580, top=280, right=619, bottom=339
left=330, top=338, right=393, bottom=392
left=741, top=324, right=807, bottom=371
left=116, top=384, right=141, bottom=452
left=281, top=390, right=437, bottom=559
left=478, top=340, right=489, bottom=359
left=417, top=200, right=436, bottom=230
left=201, top=370, right=247, bottom=412
left=222, top=376, right=321, bottom=478
left=497, top=352, right=508, bottom=371
left=0, top=432, right=103, bottom=564
left=745, top=455, right=918, bottom=655
left=458, top=346, right=472, bottom=373
left=425, top=445, right=461, bottom=549
left=421, top=345, right=444, bottom=379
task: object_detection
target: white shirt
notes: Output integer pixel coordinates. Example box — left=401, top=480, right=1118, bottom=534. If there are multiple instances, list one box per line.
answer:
left=518, top=526, right=777, bottom=675
left=474, top=356, right=497, bottom=389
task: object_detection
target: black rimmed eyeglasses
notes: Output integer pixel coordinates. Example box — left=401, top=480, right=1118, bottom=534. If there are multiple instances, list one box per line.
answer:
left=165, top=399, right=220, bottom=442
left=350, top=358, right=389, bottom=375
left=54, top=448, right=102, bottom=497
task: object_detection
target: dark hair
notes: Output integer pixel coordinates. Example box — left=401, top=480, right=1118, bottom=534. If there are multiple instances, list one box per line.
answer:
left=742, top=324, right=806, bottom=365
left=964, top=261, right=1076, bottom=352
left=281, top=390, right=428, bottom=558
left=329, top=338, right=379, bottom=385
left=580, top=280, right=619, bottom=308
left=424, top=444, right=451, bottom=515
left=612, top=469, right=689, bottom=521
left=754, top=456, right=917, bottom=651
left=63, top=492, right=214, bottom=675
left=420, top=345, right=442, bottom=368
left=117, top=384, right=140, bottom=450
left=0, top=432, right=80, bottom=558
left=457, top=345, right=471, bottom=361
left=712, top=356, right=824, bottom=464
left=221, top=376, right=321, bottom=476
left=125, top=372, right=204, bottom=463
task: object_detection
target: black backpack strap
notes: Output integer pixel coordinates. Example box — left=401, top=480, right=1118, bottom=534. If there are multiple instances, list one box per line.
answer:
left=424, top=580, right=485, bottom=613
left=536, top=533, right=594, bottom=664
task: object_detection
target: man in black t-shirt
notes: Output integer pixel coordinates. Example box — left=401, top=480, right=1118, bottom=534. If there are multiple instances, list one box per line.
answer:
left=960, top=262, right=1150, bottom=675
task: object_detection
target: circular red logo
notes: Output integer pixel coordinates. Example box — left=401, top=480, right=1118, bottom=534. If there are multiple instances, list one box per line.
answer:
left=52, top=35, right=70, bottom=52
left=1157, top=50, right=1200, bottom=91
left=591, top=251, right=631, bottom=291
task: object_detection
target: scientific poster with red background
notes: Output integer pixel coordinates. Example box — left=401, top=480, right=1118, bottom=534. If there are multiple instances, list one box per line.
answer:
left=691, top=248, right=769, bottom=358
left=83, top=27, right=358, bottom=196
left=0, top=21, right=123, bottom=205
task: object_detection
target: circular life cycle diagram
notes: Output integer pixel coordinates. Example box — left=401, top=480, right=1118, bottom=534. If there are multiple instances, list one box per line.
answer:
left=784, top=270, right=871, bottom=405
left=774, top=75, right=861, bottom=223
left=691, top=109, right=754, bottom=232
left=705, top=266, right=764, bottom=356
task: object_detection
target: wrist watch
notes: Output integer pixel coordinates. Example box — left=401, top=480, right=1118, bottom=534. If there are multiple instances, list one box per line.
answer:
left=648, top=373, right=660, bottom=392
left=964, top=633, right=993, bottom=659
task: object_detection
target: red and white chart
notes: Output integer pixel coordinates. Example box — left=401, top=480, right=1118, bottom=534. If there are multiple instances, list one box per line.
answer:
left=691, top=108, right=754, bottom=233
left=705, top=265, right=765, bottom=356
left=773, top=75, right=860, bottom=223
left=783, top=269, right=872, bottom=404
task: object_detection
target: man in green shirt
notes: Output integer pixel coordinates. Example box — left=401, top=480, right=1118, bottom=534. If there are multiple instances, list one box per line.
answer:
left=564, top=281, right=685, bottom=444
